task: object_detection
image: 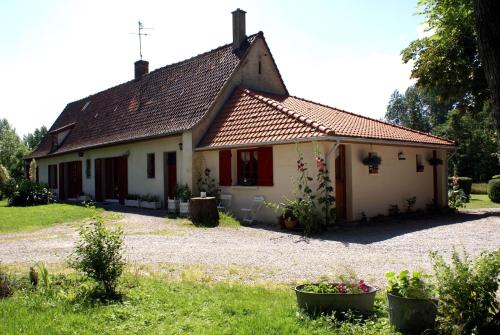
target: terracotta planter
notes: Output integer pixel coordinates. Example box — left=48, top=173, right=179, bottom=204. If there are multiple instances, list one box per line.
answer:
left=295, top=284, right=378, bottom=315
left=284, top=217, right=298, bottom=230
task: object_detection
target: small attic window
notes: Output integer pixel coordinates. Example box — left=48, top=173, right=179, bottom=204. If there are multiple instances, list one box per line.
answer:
left=258, top=60, right=262, bottom=75
left=81, top=101, right=91, bottom=111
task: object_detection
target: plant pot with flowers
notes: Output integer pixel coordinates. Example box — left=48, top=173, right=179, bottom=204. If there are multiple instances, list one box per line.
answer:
left=295, top=274, right=378, bottom=315
left=362, top=153, right=382, bottom=174
left=140, top=195, right=161, bottom=210
left=386, top=270, right=438, bottom=335
left=124, top=194, right=141, bottom=207
left=176, top=183, right=192, bottom=216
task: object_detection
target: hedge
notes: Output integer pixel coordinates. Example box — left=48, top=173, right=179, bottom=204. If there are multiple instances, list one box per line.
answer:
left=488, top=178, right=500, bottom=203
left=448, top=177, right=472, bottom=198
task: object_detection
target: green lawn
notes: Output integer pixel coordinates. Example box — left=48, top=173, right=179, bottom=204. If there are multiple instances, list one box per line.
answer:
left=471, top=183, right=488, bottom=194
left=464, top=194, right=500, bottom=209
left=0, top=200, right=102, bottom=233
left=0, top=275, right=397, bottom=335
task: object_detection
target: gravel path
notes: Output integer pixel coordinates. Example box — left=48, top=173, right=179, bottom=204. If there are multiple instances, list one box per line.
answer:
left=1, top=207, right=499, bottom=286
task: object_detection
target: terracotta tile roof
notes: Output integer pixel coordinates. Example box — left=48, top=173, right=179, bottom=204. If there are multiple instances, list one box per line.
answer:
left=198, top=88, right=456, bottom=148
left=30, top=34, right=260, bottom=158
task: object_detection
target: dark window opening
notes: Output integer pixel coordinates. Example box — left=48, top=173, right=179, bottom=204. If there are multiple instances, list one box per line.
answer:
left=85, top=159, right=91, bottom=178
left=416, top=154, right=424, bottom=172
left=258, top=61, right=262, bottom=75
left=48, top=164, right=58, bottom=188
left=51, top=134, right=58, bottom=151
left=147, top=153, right=155, bottom=178
left=237, top=149, right=258, bottom=186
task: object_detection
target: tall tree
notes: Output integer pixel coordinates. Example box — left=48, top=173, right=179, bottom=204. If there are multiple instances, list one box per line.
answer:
left=385, top=86, right=431, bottom=132
left=0, top=119, right=29, bottom=179
left=24, top=126, right=48, bottom=151
left=472, top=0, right=500, bottom=148
left=402, top=0, right=488, bottom=115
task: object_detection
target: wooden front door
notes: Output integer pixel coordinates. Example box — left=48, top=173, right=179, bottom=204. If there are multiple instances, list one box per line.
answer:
left=163, top=152, right=177, bottom=205
left=67, top=161, right=82, bottom=198
left=116, top=156, right=128, bottom=204
left=335, top=145, right=347, bottom=220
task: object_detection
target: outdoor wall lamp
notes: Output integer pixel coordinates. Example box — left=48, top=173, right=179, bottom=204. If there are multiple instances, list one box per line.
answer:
left=398, top=152, right=406, bottom=160
left=179, top=142, right=183, bottom=151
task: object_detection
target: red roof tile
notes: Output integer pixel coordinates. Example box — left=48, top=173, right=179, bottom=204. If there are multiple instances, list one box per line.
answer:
left=198, top=88, right=455, bottom=148
left=30, top=34, right=260, bottom=158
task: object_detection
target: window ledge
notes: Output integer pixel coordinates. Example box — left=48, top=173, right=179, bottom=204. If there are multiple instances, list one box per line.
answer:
left=230, top=185, right=259, bottom=190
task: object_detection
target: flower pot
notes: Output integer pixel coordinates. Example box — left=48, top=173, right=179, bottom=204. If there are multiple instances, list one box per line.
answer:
left=167, top=199, right=179, bottom=213
left=124, top=199, right=140, bottom=207
left=294, top=284, right=378, bottom=315
left=277, top=216, right=286, bottom=229
left=179, top=201, right=190, bottom=215
left=78, top=195, right=91, bottom=202
left=140, top=201, right=161, bottom=210
left=387, top=293, right=438, bottom=334
left=284, top=217, right=298, bottom=230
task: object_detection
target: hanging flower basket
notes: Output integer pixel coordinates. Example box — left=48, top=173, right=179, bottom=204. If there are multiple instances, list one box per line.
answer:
left=362, top=154, right=382, bottom=174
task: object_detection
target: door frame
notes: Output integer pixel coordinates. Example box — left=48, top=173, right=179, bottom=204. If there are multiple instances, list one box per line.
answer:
left=335, top=144, right=347, bottom=220
left=163, top=152, right=177, bottom=208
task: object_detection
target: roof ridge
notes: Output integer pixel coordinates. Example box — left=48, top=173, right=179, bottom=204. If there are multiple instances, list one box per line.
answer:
left=67, top=33, right=261, bottom=105
left=289, top=94, right=456, bottom=145
left=241, top=88, right=335, bottom=135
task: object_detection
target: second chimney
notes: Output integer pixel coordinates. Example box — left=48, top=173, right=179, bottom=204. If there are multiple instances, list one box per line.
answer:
left=232, top=8, right=246, bottom=50
left=134, top=60, right=149, bottom=80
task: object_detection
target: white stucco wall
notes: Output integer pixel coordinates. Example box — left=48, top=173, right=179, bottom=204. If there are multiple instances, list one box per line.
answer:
left=198, top=141, right=336, bottom=223
left=36, top=135, right=183, bottom=204
left=346, top=143, right=448, bottom=221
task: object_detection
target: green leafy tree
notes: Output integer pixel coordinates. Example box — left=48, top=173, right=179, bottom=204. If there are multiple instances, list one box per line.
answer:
left=24, top=126, right=47, bottom=151
left=385, top=86, right=431, bottom=132
left=0, top=119, right=29, bottom=180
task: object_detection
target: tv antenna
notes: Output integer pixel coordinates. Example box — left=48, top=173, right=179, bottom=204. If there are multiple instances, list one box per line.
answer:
left=130, top=21, right=153, bottom=60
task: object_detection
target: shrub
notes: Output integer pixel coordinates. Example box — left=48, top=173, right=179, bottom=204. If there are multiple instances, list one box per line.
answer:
left=0, top=264, right=13, bottom=298
left=487, top=178, right=500, bottom=203
left=448, top=176, right=472, bottom=198
left=385, top=270, right=434, bottom=299
left=69, top=215, right=125, bottom=298
left=175, top=183, right=192, bottom=202
left=448, top=176, right=467, bottom=210
left=492, top=175, right=500, bottom=180
left=2, top=179, right=54, bottom=206
left=430, top=249, right=500, bottom=335
left=125, top=194, right=140, bottom=200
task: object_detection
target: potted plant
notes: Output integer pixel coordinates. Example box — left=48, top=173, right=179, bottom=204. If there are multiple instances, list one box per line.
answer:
left=295, top=273, right=378, bottom=315
left=362, top=153, right=382, bottom=174
left=124, top=194, right=140, bottom=207
left=167, top=197, right=178, bottom=214
left=176, top=183, right=192, bottom=216
left=140, top=194, right=161, bottom=210
left=386, top=270, right=438, bottom=334
left=78, top=192, right=91, bottom=202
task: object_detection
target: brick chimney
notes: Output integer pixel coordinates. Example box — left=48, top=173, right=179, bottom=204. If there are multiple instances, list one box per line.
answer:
left=134, top=60, right=149, bottom=80
left=232, top=8, right=246, bottom=50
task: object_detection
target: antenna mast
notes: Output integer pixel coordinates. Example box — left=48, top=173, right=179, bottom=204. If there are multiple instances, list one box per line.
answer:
left=131, top=21, right=153, bottom=60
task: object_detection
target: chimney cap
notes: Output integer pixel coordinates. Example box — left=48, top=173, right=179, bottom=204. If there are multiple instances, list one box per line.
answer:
left=232, top=8, right=246, bottom=14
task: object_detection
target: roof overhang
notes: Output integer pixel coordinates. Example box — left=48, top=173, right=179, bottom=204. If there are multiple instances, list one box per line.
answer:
left=195, top=135, right=457, bottom=151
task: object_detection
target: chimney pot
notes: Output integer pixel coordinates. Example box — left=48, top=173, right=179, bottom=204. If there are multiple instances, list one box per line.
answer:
left=232, top=8, right=247, bottom=50
left=134, top=60, right=149, bottom=80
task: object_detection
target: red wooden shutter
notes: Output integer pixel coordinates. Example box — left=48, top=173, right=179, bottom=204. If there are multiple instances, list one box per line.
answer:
left=257, top=146, right=273, bottom=186
left=219, top=150, right=232, bottom=186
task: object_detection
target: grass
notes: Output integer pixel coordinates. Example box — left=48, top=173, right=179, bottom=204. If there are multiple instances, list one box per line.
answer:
left=471, top=183, right=488, bottom=194
left=0, top=273, right=398, bottom=335
left=0, top=200, right=102, bottom=233
left=463, top=194, right=500, bottom=209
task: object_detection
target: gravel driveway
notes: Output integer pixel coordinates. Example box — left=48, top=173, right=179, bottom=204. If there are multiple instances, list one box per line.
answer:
left=1, top=207, right=499, bottom=286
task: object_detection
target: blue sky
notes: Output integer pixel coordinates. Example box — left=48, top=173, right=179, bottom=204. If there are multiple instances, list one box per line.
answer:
left=0, top=0, right=423, bottom=136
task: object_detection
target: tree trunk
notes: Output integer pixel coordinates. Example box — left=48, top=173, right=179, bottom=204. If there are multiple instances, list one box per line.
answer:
left=473, top=0, right=500, bottom=152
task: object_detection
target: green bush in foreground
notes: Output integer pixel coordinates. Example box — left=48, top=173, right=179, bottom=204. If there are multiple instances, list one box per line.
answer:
left=487, top=178, right=500, bottom=203
left=430, top=249, right=500, bottom=335
left=69, top=215, right=125, bottom=298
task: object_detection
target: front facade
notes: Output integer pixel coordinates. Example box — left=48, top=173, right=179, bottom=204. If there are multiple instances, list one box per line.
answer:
left=31, top=9, right=455, bottom=222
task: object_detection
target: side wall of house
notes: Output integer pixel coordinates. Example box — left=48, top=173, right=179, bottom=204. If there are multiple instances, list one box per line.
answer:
left=346, top=143, right=448, bottom=221
left=198, top=141, right=336, bottom=223
left=36, top=135, right=182, bottom=203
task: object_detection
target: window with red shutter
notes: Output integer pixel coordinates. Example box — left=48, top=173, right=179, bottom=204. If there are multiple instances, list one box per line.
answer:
left=234, top=147, right=273, bottom=186
left=257, top=147, right=273, bottom=186
left=219, top=150, right=232, bottom=186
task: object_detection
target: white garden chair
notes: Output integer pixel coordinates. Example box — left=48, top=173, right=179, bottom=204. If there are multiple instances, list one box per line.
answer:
left=240, top=196, right=264, bottom=225
left=217, top=194, right=233, bottom=212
